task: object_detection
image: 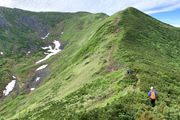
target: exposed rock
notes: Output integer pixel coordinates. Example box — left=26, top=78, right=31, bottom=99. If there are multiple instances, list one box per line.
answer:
left=3, top=45, right=7, bottom=49
left=19, top=14, right=50, bottom=37
left=12, top=45, right=17, bottom=52
left=15, top=21, right=23, bottom=29
left=20, top=48, right=28, bottom=54
left=59, top=42, right=67, bottom=50
left=0, top=11, right=8, bottom=31
left=19, top=40, right=37, bottom=53
left=21, top=69, right=50, bottom=93
left=28, top=40, right=37, bottom=52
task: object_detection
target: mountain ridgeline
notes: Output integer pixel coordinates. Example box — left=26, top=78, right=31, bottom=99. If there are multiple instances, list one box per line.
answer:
left=0, top=7, right=180, bottom=120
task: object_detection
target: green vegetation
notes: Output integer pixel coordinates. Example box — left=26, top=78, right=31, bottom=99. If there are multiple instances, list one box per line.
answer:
left=0, top=7, right=180, bottom=120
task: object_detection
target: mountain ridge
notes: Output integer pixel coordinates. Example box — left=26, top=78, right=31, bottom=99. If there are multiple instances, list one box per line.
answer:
left=0, top=7, right=180, bottom=119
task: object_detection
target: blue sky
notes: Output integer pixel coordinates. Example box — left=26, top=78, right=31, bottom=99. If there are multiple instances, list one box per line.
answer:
left=0, top=0, right=180, bottom=27
left=150, top=8, right=180, bottom=27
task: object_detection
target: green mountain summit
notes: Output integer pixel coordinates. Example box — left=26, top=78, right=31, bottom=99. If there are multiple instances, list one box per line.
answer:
left=0, top=7, right=180, bottom=119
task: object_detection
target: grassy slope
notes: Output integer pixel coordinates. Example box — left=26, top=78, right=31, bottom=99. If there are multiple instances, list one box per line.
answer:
left=0, top=7, right=88, bottom=90
left=1, top=7, right=180, bottom=120
left=0, top=11, right=108, bottom=119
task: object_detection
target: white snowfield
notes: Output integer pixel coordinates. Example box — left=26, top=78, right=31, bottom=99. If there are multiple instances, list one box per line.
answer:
left=42, top=46, right=51, bottom=50
left=36, top=40, right=61, bottom=64
left=36, top=77, right=41, bottom=81
left=3, top=80, right=16, bottom=96
left=41, top=33, right=49, bottom=39
left=30, top=88, right=35, bottom=91
left=36, top=64, right=48, bottom=71
left=26, top=51, right=31, bottom=55
left=0, top=52, right=3, bottom=55
left=13, top=76, right=16, bottom=79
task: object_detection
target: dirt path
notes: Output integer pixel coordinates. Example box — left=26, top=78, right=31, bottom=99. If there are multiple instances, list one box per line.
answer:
left=133, top=74, right=140, bottom=89
left=107, top=45, right=115, bottom=72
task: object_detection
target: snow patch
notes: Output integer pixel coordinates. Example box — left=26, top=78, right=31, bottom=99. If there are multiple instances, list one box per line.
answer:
left=36, top=64, right=48, bottom=71
left=41, top=33, right=49, bottom=39
left=36, top=40, right=61, bottom=64
left=12, top=76, right=16, bottom=79
left=36, top=77, right=41, bottom=81
left=53, top=40, right=61, bottom=50
left=42, top=46, right=51, bottom=50
left=0, top=52, right=3, bottom=55
left=3, top=80, right=16, bottom=96
left=30, top=88, right=35, bottom=91
left=26, top=51, right=31, bottom=55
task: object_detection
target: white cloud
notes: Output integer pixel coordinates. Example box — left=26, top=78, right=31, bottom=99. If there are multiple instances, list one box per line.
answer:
left=172, top=24, right=180, bottom=27
left=0, top=0, right=12, bottom=7
left=145, top=3, right=180, bottom=14
left=0, top=0, right=180, bottom=15
left=0, top=0, right=180, bottom=26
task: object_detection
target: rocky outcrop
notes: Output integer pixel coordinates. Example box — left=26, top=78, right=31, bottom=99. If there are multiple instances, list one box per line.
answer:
left=0, top=9, right=9, bottom=31
left=19, top=14, right=49, bottom=37
left=0, top=7, right=50, bottom=37
left=20, top=40, right=37, bottom=53
left=21, top=69, right=50, bottom=93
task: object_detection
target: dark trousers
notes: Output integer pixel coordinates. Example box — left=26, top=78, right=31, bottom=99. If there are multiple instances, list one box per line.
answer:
left=151, top=99, right=155, bottom=107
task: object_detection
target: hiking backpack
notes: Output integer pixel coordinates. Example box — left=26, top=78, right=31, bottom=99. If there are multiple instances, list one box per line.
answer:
left=151, top=90, right=156, bottom=100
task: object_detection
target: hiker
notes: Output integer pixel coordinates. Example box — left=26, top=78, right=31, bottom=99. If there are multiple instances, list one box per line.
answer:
left=148, top=87, right=157, bottom=107
left=127, top=68, right=133, bottom=74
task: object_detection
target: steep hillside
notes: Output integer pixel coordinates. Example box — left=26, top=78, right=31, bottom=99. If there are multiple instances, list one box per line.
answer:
left=0, top=7, right=180, bottom=120
left=0, top=6, right=107, bottom=100
left=0, top=6, right=73, bottom=94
